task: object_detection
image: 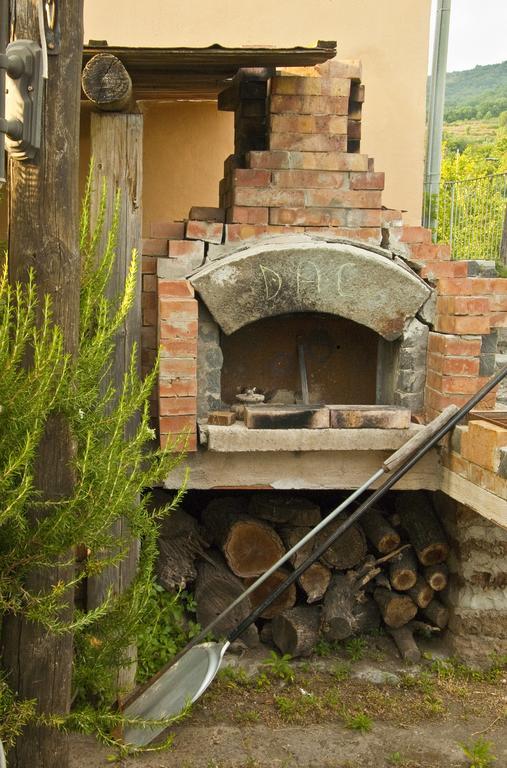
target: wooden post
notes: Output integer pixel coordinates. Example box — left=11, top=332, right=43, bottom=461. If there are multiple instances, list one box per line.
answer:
left=86, top=109, right=143, bottom=698
left=0, top=2, right=83, bottom=767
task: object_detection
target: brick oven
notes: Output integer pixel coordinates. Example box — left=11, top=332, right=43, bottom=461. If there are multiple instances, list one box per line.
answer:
left=141, top=59, right=507, bottom=660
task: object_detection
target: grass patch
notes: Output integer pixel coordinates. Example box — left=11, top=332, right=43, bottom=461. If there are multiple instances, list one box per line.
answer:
left=344, top=711, right=373, bottom=733
left=460, top=737, right=497, bottom=768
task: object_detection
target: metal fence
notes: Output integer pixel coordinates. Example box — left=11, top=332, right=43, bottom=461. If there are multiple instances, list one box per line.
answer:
left=431, top=172, right=507, bottom=261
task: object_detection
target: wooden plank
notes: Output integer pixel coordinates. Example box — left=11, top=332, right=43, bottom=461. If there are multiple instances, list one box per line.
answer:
left=245, top=404, right=330, bottom=429
left=2, top=3, right=83, bottom=766
left=440, top=467, right=507, bottom=531
left=327, top=405, right=411, bottom=429
left=87, top=111, right=143, bottom=699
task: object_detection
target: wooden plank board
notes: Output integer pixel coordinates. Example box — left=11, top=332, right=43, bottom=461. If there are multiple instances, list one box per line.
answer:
left=440, top=468, right=507, bottom=531
left=327, top=405, right=411, bottom=429
left=245, top=404, right=330, bottom=430
left=468, top=409, right=507, bottom=428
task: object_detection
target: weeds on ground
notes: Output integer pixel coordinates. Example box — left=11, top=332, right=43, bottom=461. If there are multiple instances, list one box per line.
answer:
left=460, top=737, right=497, bottom=768
left=343, top=710, right=373, bottom=732
left=345, top=637, right=367, bottom=662
left=261, top=651, right=295, bottom=682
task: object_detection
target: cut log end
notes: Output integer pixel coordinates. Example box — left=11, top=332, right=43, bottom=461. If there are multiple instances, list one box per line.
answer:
left=82, top=53, right=133, bottom=111
left=244, top=569, right=296, bottom=619
left=373, top=587, right=417, bottom=629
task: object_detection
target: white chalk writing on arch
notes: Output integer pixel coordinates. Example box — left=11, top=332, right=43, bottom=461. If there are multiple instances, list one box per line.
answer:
left=259, top=261, right=357, bottom=301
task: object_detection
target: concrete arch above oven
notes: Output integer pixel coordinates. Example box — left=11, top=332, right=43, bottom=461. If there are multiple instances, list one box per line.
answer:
left=189, top=237, right=432, bottom=341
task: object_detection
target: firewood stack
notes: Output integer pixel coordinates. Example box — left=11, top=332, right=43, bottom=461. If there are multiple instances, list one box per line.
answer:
left=155, top=490, right=451, bottom=660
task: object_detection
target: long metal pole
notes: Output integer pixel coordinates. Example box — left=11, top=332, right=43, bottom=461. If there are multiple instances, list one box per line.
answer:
left=230, top=364, right=507, bottom=642
left=424, top=0, right=452, bottom=230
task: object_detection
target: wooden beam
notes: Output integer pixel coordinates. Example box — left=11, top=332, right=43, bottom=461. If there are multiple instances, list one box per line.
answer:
left=82, top=53, right=134, bottom=111
left=1, top=2, right=83, bottom=767
left=87, top=111, right=143, bottom=698
left=81, top=41, right=337, bottom=101
left=440, top=468, right=507, bottom=530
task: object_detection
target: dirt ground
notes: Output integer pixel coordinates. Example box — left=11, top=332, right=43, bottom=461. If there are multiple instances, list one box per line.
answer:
left=69, top=635, right=507, bottom=768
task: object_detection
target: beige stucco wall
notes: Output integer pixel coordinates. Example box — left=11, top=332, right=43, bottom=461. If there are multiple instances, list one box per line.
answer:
left=85, top=0, right=430, bottom=228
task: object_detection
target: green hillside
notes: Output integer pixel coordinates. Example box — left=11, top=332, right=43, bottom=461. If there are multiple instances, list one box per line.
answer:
left=443, top=60, right=507, bottom=122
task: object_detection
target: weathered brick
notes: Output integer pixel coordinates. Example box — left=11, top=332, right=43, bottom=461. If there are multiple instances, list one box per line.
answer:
left=317, top=59, right=362, bottom=79
left=158, top=279, right=195, bottom=297
left=270, top=114, right=348, bottom=134
left=232, top=169, right=271, bottom=186
left=142, top=238, right=169, bottom=256
left=150, top=221, right=185, bottom=239
left=304, top=189, right=382, bottom=209
left=167, top=239, right=205, bottom=260
left=233, top=187, right=306, bottom=207
left=226, top=206, right=269, bottom=225
left=441, top=375, right=489, bottom=395
left=159, top=358, right=197, bottom=378
left=445, top=451, right=470, bottom=477
left=272, top=169, right=347, bottom=188
left=427, top=333, right=482, bottom=357
left=399, top=226, right=432, bottom=244
left=159, top=297, right=198, bottom=319
left=269, top=132, right=347, bottom=152
left=224, top=223, right=296, bottom=242
left=461, top=420, right=507, bottom=471
left=159, top=396, right=197, bottom=416
left=159, top=378, right=197, bottom=398
left=435, top=315, right=490, bottom=335
left=346, top=209, right=383, bottom=227
left=420, top=261, right=468, bottom=279
left=271, top=75, right=350, bottom=98
left=348, top=102, right=362, bottom=121
left=350, top=82, right=365, bottom=102
left=429, top=353, right=480, bottom=377
left=186, top=219, right=224, bottom=244
left=425, top=387, right=496, bottom=412
left=159, top=414, right=196, bottom=432
left=490, top=313, right=507, bottom=328
left=349, top=172, right=385, bottom=190
left=269, top=94, right=349, bottom=115
left=347, top=119, right=361, bottom=140
left=160, top=338, right=198, bottom=358
left=159, top=431, right=197, bottom=452
left=437, top=296, right=490, bottom=316
left=303, top=226, right=381, bottom=244
left=247, top=150, right=368, bottom=171
left=409, top=243, right=451, bottom=261
left=490, top=295, right=507, bottom=312
left=188, top=206, right=225, bottom=222
left=141, top=291, right=157, bottom=327
left=380, top=209, right=403, bottom=226
left=269, top=207, right=348, bottom=227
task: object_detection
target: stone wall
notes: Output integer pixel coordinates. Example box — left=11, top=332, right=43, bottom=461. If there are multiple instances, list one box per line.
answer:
left=436, top=494, right=507, bottom=660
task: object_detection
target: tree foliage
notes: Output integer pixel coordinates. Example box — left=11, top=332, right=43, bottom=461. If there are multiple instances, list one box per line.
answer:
left=0, top=177, right=188, bottom=750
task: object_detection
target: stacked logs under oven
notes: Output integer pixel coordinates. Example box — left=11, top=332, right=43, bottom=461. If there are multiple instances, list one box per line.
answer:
left=155, top=491, right=451, bottom=663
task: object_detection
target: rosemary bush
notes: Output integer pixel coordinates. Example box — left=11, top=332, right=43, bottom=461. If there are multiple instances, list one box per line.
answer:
left=0, top=176, right=187, bottom=750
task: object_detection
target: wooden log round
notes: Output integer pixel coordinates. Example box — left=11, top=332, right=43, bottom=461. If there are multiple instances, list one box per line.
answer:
left=354, top=596, right=381, bottom=634
left=317, top=518, right=367, bottom=570
left=388, top=623, right=421, bottom=663
left=82, top=53, right=133, bottom=111
left=299, top=562, right=332, bottom=604
left=321, top=574, right=357, bottom=641
left=421, top=598, right=449, bottom=629
left=395, top=491, right=450, bottom=566
left=202, top=501, right=285, bottom=578
left=243, top=568, right=296, bottom=619
left=278, top=525, right=331, bottom=602
left=248, top=494, right=321, bottom=526
left=388, top=547, right=418, bottom=592
left=360, top=508, right=401, bottom=554
left=407, top=575, right=434, bottom=609
left=195, top=552, right=259, bottom=647
left=156, top=508, right=209, bottom=591
left=272, top=606, right=321, bottom=657
left=424, top=563, right=449, bottom=592
left=373, top=587, right=417, bottom=629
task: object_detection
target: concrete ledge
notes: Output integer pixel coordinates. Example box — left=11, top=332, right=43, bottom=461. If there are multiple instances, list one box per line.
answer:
left=199, top=422, right=423, bottom=453
left=163, top=447, right=439, bottom=491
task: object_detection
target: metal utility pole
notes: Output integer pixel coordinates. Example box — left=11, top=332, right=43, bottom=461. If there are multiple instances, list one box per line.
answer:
left=423, top=0, right=452, bottom=230
left=1, top=2, right=83, bottom=767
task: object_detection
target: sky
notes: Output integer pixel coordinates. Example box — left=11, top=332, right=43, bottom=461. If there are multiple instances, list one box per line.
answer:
left=429, top=0, right=507, bottom=72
